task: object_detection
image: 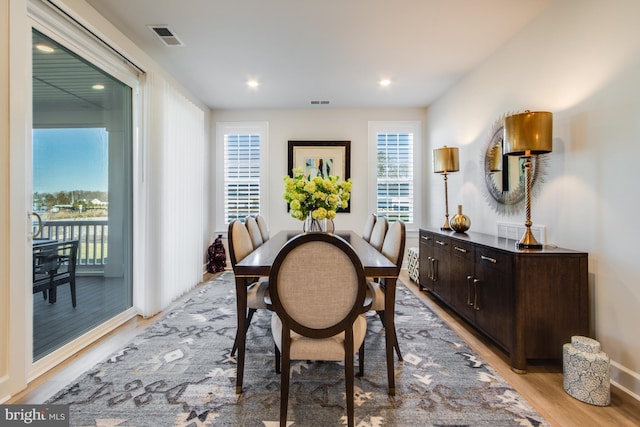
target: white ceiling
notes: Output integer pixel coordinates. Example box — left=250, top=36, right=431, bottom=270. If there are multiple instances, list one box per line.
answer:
left=84, top=0, right=552, bottom=110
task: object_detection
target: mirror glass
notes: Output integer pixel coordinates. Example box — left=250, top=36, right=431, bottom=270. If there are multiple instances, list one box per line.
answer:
left=483, top=118, right=545, bottom=214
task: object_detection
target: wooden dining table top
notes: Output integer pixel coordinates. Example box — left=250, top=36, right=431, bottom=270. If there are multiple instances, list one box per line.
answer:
left=234, top=230, right=397, bottom=277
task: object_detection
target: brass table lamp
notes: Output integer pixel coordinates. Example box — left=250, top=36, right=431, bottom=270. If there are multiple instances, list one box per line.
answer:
left=433, top=146, right=460, bottom=231
left=503, top=111, right=553, bottom=249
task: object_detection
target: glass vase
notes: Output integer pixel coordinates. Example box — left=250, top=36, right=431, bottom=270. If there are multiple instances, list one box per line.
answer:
left=303, top=213, right=327, bottom=232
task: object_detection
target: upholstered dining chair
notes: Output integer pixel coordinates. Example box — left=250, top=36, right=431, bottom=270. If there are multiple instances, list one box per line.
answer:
left=368, top=220, right=406, bottom=361
left=368, top=215, right=388, bottom=251
left=228, top=220, right=269, bottom=357
left=362, top=213, right=377, bottom=242
left=268, top=233, right=370, bottom=427
left=245, top=215, right=264, bottom=249
left=255, top=214, right=270, bottom=242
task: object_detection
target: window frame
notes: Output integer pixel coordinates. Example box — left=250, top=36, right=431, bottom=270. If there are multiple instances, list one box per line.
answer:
left=368, top=121, right=421, bottom=231
left=216, top=121, right=269, bottom=232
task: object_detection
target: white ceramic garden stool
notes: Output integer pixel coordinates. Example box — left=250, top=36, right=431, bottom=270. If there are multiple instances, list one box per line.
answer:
left=563, top=335, right=611, bottom=406
left=407, top=247, right=419, bottom=283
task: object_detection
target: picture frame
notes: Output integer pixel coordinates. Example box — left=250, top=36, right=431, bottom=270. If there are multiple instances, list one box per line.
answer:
left=287, top=140, right=351, bottom=212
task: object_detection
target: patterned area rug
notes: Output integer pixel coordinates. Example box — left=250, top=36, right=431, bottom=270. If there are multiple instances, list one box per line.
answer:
left=47, top=272, right=548, bottom=426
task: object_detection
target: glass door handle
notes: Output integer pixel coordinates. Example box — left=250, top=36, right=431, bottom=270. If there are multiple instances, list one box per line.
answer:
left=30, top=211, right=43, bottom=239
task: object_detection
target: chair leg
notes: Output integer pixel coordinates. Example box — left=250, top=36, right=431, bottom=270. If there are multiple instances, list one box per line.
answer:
left=345, top=331, right=355, bottom=427
left=274, top=344, right=281, bottom=374
left=376, top=311, right=403, bottom=361
left=70, top=279, right=77, bottom=308
left=231, top=308, right=257, bottom=356
left=280, top=332, right=291, bottom=427
left=48, top=276, right=56, bottom=303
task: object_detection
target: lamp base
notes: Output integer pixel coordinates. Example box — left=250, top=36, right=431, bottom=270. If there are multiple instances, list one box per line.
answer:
left=516, top=242, right=543, bottom=250
left=516, top=227, right=543, bottom=250
left=441, top=215, right=452, bottom=231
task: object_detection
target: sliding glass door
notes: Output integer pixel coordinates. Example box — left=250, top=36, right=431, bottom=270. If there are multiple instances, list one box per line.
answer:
left=31, top=29, right=133, bottom=361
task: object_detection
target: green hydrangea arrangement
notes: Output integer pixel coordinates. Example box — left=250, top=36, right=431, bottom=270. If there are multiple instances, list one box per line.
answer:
left=283, top=167, right=352, bottom=221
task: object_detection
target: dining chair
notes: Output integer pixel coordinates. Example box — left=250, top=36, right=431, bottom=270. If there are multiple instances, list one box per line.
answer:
left=245, top=215, right=264, bottom=249
left=362, top=213, right=377, bottom=242
left=255, top=214, right=270, bottom=242
left=268, top=233, right=370, bottom=427
left=368, top=215, right=388, bottom=251
left=228, top=220, right=269, bottom=357
left=368, top=220, right=405, bottom=361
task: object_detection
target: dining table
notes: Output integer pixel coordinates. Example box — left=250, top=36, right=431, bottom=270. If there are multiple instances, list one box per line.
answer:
left=233, top=230, right=400, bottom=395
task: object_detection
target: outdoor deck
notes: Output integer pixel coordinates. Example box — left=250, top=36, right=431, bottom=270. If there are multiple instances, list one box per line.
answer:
left=33, top=274, right=131, bottom=360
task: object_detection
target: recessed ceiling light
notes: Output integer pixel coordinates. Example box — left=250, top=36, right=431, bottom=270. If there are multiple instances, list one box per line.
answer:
left=92, top=84, right=105, bottom=90
left=247, top=79, right=260, bottom=88
left=35, top=43, right=54, bottom=53
left=379, top=79, right=392, bottom=87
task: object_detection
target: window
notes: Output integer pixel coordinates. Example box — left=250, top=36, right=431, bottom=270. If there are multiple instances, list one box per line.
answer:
left=218, top=122, right=268, bottom=226
left=369, top=121, right=421, bottom=226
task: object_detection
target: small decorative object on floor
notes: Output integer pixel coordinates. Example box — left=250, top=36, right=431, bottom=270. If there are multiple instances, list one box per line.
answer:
left=407, top=247, right=419, bottom=283
left=207, top=234, right=227, bottom=273
left=563, top=335, right=611, bottom=406
left=450, top=205, right=471, bottom=233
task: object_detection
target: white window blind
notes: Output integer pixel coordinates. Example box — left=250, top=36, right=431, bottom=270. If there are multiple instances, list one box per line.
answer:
left=224, top=133, right=261, bottom=223
left=376, top=132, right=414, bottom=223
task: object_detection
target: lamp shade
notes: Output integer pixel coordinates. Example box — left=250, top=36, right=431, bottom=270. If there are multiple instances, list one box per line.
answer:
left=433, top=146, right=459, bottom=173
left=503, top=111, right=553, bottom=156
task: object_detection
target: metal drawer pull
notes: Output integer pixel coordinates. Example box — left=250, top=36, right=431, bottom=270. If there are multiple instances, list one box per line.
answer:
left=480, top=255, right=497, bottom=264
left=467, top=275, right=474, bottom=305
left=473, top=278, right=481, bottom=310
left=432, top=258, right=438, bottom=282
left=454, top=246, right=468, bottom=253
left=436, top=240, right=446, bottom=246
left=421, top=236, right=431, bottom=241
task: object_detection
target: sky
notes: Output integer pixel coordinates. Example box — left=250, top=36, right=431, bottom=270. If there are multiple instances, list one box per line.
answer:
left=33, top=128, right=109, bottom=193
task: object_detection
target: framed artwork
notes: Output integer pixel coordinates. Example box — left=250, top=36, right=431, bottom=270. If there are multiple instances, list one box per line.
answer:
left=287, top=140, right=351, bottom=212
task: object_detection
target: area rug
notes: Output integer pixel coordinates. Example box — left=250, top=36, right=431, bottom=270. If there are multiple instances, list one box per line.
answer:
left=47, top=272, right=548, bottom=426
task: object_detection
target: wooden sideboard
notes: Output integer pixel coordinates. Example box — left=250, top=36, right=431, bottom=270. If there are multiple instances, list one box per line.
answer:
left=419, top=227, right=589, bottom=373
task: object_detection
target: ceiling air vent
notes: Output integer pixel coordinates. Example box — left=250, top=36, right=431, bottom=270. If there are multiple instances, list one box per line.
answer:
left=148, top=25, right=184, bottom=47
left=310, top=100, right=330, bottom=105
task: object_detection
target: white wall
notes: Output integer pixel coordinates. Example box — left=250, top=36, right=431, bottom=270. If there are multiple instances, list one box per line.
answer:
left=425, top=0, right=640, bottom=398
left=210, top=108, right=427, bottom=242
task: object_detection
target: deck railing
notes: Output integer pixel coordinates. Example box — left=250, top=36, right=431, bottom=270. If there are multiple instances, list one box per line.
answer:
left=37, top=219, right=108, bottom=268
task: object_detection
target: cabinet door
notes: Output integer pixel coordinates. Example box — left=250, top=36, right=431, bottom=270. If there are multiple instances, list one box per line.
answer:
left=418, top=231, right=434, bottom=291
left=431, top=235, right=451, bottom=301
left=449, top=240, right=475, bottom=320
left=474, top=247, right=513, bottom=351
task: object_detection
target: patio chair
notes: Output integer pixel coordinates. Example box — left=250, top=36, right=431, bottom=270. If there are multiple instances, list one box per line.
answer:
left=33, top=239, right=79, bottom=308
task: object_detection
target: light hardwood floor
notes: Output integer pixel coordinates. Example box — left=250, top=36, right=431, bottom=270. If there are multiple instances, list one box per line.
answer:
left=9, top=270, right=640, bottom=426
